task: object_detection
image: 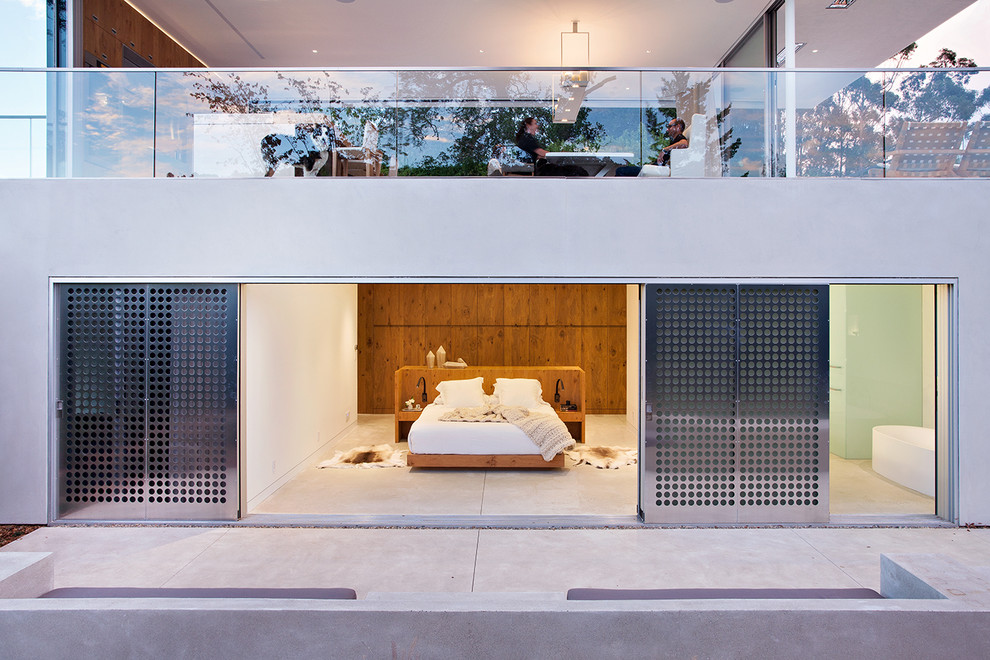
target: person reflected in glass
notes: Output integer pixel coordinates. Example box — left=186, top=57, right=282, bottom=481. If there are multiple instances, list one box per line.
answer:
left=514, top=117, right=589, bottom=177
left=615, top=117, right=689, bottom=176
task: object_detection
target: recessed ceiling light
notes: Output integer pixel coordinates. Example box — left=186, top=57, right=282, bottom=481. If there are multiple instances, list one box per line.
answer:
left=479, top=49, right=484, bottom=53
left=336, top=0, right=356, bottom=3
left=812, top=49, right=819, bottom=53
left=827, top=0, right=856, bottom=7
left=645, top=50, right=652, bottom=54
left=312, top=49, right=318, bottom=53
left=715, top=0, right=734, bottom=3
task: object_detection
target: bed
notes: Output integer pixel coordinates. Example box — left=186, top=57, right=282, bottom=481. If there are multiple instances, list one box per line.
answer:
left=395, top=366, right=585, bottom=469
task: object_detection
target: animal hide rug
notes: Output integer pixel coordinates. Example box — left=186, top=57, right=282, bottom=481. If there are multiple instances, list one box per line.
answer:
left=565, top=445, right=638, bottom=469
left=317, top=444, right=407, bottom=469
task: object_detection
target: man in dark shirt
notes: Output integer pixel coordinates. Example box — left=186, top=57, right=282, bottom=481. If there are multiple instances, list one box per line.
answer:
left=616, top=117, right=689, bottom=176
left=514, top=117, right=589, bottom=177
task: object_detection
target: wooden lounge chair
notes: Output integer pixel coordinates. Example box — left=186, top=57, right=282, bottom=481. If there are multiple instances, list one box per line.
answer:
left=335, top=121, right=384, bottom=176
left=887, top=121, right=967, bottom=177
left=957, top=121, right=990, bottom=178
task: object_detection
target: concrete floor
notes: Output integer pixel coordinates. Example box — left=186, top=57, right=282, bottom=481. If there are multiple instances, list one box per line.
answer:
left=253, top=414, right=639, bottom=516
left=3, top=525, right=989, bottom=598
left=252, top=414, right=935, bottom=518
left=829, top=453, right=934, bottom=515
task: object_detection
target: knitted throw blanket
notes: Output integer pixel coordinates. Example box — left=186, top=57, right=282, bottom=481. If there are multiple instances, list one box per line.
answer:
left=438, top=404, right=575, bottom=461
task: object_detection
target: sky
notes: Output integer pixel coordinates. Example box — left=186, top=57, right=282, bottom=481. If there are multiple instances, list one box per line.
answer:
left=880, top=0, right=990, bottom=67
left=0, top=0, right=45, bottom=67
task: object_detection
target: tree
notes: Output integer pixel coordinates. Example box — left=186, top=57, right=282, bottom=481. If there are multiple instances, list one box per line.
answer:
left=894, top=48, right=983, bottom=122
left=796, top=75, right=886, bottom=177
left=795, top=45, right=987, bottom=176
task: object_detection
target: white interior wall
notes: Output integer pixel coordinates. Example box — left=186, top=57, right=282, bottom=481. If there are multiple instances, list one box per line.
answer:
left=923, top=285, right=936, bottom=429
left=626, top=284, right=639, bottom=431
left=241, top=284, right=357, bottom=509
left=2, top=177, right=987, bottom=524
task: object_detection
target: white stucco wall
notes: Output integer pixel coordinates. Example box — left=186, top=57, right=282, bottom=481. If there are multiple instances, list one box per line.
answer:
left=0, top=177, right=986, bottom=523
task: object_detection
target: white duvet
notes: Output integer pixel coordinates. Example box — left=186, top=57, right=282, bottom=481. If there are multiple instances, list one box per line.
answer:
left=408, top=401, right=561, bottom=455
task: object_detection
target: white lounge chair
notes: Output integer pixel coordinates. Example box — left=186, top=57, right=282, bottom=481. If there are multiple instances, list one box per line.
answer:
left=637, top=113, right=708, bottom=178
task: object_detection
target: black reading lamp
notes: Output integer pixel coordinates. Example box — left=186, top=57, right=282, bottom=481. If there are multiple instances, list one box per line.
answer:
left=554, top=378, right=564, bottom=403
left=417, top=376, right=427, bottom=402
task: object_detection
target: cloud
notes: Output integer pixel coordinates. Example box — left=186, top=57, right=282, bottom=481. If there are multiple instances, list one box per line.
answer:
left=9, top=0, right=46, bottom=19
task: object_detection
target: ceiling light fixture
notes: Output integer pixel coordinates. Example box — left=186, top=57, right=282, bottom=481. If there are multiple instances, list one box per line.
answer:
left=554, top=20, right=590, bottom=123
left=561, top=20, right=589, bottom=68
left=827, top=0, right=856, bottom=8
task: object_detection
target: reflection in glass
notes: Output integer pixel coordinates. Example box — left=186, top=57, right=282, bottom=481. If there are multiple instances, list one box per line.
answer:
left=153, top=70, right=398, bottom=178
left=2, top=66, right=987, bottom=179
left=794, top=73, right=885, bottom=177
left=71, top=70, right=156, bottom=177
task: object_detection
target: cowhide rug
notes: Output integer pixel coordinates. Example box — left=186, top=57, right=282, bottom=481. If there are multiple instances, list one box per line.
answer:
left=317, top=444, right=407, bottom=469
left=565, top=445, right=638, bottom=469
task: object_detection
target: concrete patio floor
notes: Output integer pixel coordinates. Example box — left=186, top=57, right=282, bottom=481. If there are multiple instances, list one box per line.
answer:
left=4, top=525, right=990, bottom=658
left=4, top=525, right=989, bottom=597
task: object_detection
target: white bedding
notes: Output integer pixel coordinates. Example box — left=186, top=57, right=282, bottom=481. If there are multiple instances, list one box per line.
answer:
left=408, top=401, right=562, bottom=455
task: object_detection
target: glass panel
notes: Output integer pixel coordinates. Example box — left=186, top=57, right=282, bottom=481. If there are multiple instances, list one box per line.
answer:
left=0, top=117, right=31, bottom=176
left=723, top=71, right=770, bottom=177
left=0, top=70, right=46, bottom=177
left=576, top=70, right=642, bottom=163
left=0, top=66, right=986, bottom=179
left=394, top=70, right=642, bottom=176
left=395, top=69, right=549, bottom=176
left=795, top=72, right=886, bottom=177
left=70, top=69, right=156, bottom=177
left=883, top=69, right=990, bottom=178
left=154, top=69, right=397, bottom=178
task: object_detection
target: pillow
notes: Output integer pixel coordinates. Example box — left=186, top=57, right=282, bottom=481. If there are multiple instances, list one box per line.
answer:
left=493, top=378, right=544, bottom=408
left=435, top=377, right=485, bottom=408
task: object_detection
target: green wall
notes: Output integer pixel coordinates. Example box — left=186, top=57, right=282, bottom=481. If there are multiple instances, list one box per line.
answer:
left=829, top=285, right=926, bottom=459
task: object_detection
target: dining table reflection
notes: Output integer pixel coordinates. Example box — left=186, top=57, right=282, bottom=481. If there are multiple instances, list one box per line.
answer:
left=543, top=151, right=635, bottom=177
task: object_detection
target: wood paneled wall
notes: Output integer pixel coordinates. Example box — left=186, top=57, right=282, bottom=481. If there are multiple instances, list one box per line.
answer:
left=358, top=284, right=627, bottom=414
left=83, top=0, right=205, bottom=68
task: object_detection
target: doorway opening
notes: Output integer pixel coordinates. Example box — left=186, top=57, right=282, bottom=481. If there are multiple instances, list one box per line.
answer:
left=828, top=284, right=942, bottom=519
left=240, top=282, right=641, bottom=519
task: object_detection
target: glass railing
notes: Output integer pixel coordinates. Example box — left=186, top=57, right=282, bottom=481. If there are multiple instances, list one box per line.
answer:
left=2, top=67, right=988, bottom=178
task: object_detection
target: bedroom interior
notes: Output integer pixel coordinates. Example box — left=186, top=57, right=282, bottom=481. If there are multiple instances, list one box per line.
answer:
left=239, top=282, right=936, bottom=519
left=241, top=282, right=641, bottom=517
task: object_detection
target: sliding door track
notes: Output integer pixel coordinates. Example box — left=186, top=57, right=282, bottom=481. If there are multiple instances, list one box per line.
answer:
left=48, top=513, right=952, bottom=529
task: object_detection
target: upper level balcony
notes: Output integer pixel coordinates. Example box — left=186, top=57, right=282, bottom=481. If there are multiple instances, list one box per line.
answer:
left=1, top=65, right=988, bottom=179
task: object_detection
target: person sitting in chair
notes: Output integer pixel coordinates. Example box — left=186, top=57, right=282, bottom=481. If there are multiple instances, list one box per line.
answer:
left=615, top=117, right=689, bottom=176
left=514, top=117, right=589, bottom=177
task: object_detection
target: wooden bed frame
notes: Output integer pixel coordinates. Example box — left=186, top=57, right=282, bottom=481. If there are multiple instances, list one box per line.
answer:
left=405, top=453, right=565, bottom=469
left=395, top=366, right=585, bottom=469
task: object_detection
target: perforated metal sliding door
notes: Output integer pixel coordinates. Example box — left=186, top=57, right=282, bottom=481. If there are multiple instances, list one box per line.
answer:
left=57, top=284, right=238, bottom=521
left=736, top=286, right=829, bottom=522
left=643, top=284, right=828, bottom=523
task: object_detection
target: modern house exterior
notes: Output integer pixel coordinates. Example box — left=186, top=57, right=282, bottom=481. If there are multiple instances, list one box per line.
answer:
left=1, top=0, right=988, bottom=527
